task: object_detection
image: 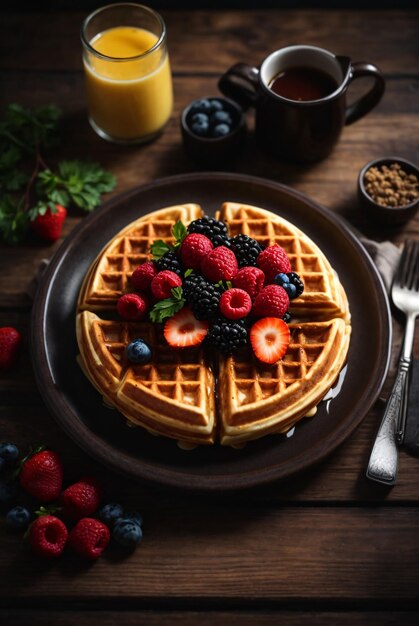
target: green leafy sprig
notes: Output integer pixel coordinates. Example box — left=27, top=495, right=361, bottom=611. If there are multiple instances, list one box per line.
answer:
left=149, top=286, right=185, bottom=323
left=150, top=220, right=188, bottom=260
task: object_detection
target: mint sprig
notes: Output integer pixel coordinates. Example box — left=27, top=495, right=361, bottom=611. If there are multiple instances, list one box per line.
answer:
left=149, top=286, right=185, bottom=323
left=150, top=220, right=187, bottom=260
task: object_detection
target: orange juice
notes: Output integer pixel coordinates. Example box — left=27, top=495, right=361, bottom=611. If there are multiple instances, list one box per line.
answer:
left=83, top=26, right=173, bottom=142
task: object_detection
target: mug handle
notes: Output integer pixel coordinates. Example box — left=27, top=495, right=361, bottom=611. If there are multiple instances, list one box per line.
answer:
left=218, top=63, right=260, bottom=110
left=345, top=62, right=385, bottom=125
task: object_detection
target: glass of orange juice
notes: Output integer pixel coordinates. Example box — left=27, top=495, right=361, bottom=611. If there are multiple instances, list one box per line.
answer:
left=81, top=3, right=173, bottom=144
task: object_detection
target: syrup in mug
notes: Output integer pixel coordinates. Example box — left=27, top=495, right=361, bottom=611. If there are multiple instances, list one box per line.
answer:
left=269, top=66, right=338, bottom=101
left=84, top=26, right=173, bottom=140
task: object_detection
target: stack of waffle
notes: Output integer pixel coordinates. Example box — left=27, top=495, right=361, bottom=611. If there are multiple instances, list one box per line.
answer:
left=76, top=202, right=351, bottom=447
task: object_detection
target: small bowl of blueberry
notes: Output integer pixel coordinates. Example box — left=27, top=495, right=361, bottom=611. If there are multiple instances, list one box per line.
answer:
left=181, top=96, right=246, bottom=167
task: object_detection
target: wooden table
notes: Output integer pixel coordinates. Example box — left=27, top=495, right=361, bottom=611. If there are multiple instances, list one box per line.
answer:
left=1, top=8, right=419, bottom=625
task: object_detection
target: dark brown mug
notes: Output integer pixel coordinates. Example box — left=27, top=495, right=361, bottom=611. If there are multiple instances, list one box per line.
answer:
left=218, top=45, right=385, bottom=162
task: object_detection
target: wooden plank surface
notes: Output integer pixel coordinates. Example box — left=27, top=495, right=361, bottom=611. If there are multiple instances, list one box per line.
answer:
left=1, top=7, right=419, bottom=619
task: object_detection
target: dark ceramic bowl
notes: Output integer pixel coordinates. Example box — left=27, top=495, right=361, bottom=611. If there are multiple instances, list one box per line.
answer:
left=358, top=156, right=419, bottom=225
left=180, top=96, right=246, bottom=167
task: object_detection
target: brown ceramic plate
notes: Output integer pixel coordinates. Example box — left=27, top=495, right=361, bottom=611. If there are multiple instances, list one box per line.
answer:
left=31, top=173, right=391, bottom=492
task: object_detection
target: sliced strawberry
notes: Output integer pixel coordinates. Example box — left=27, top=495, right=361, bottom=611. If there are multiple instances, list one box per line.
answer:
left=250, top=317, right=290, bottom=364
left=164, top=307, right=208, bottom=348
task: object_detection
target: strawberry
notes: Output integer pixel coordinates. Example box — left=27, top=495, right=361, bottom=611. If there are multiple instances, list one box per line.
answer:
left=252, top=284, right=290, bottom=319
left=19, top=448, right=63, bottom=503
left=60, top=476, right=102, bottom=520
left=257, top=244, right=292, bottom=283
left=232, top=267, right=265, bottom=300
left=151, top=270, right=182, bottom=300
left=250, top=317, right=290, bottom=364
left=117, top=293, right=148, bottom=321
left=0, top=327, right=22, bottom=370
left=180, top=233, right=213, bottom=270
left=30, top=204, right=67, bottom=242
left=219, top=288, right=252, bottom=320
left=201, top=246, right=238, bottom=282
left=164, top=307, right=208, bottom=348
left=28, top=515, right=68, bottom=559
left=131, top=261, right=157, bottom=292
left=68, top=517, right=110, bottom=560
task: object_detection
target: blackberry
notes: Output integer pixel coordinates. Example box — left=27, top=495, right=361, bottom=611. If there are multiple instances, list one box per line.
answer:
left=287, top=272, right=304, bottom=297
left=156, top=250, right=183, bottom=276
left=206, top=318, right=248, bottom=354
left=187, top=216, right=229, bottom=248
left=283, top=311, right=291, bottom=324
left=183, top=274, right=221, bottom=320
left=229, top=234, right=263, bottom=268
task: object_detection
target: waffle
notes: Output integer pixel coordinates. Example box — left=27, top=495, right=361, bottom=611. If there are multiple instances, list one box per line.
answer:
left=219, top=202, right=350, bottom=321
left=78, top=204, right=203, bottom=311
left=76, top=202, right=351, bottom=447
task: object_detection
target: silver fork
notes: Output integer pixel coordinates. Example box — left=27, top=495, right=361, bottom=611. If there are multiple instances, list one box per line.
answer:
left=366, top=240, right=419, bottom=485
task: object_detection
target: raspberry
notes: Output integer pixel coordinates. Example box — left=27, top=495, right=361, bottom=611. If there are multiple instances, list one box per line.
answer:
left=252, top=285, right=290, bottom=319
left=201, top=246, right=238, bottom=282
left=68, top=518, right=110, bottom=561
left=117, top=293, right=148, bottom=321
left=131, top=261, right=157, bottom=292
left=256, top=245, right=292, bottom=283
left=151, top=270, right=182, bottom=300
left=232, top=266, right=265, bottom=301
left=60, top=476, right=102, bottom=520
left=180, top=233, right=214, bottom=270
left=219, top=288, right=252, bottom=320
left=28, top=515, right=68, bottom=559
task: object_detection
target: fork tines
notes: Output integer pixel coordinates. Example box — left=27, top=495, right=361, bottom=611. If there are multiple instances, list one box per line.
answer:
left=396, top=240, right=419, bottom=290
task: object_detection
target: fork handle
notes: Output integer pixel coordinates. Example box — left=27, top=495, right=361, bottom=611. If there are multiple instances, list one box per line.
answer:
left=366, top=359, right=410, bottom=485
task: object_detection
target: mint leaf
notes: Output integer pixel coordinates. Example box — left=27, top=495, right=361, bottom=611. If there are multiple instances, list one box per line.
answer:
left=172, top=220, right=187, bottom=247
left=149, top=287, right=185, bottom=323
left=184, top=269, right=193, bottom=278
left=151, top=239, right=172, bottom=259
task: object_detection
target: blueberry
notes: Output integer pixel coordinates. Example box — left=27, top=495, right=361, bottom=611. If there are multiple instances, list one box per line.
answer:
left=6, top=505, right=31, bottom=530
left=190, top=120, right=209, bottom=137
left=189, top=99, right=212, bottom=114
left=282, top=282, right=297, bottom=299
left=113, top=518, right=143, bottom=550
left=0, top=480, right=18, bottom=505
left=209, top=99, right=224, bottom=113
left=124, top=511, right=143, bottom=527
left=0, top=443, right=19, bottom=466
left=211, top=123, right=231, bottom=138
left=97, top=502, right=124, bottom=527
left=190, top=112, right=209, bottom=125
left=287, top=272, right=304, bottom=297
left=211, top=110, right=232, bottom=125
left=126, top=339, right=152, bottom=364
left=274, top=273, right=290, bottom=286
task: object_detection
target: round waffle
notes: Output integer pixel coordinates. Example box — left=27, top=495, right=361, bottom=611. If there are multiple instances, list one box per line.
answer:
left=76, top=202, right=351, bottom=447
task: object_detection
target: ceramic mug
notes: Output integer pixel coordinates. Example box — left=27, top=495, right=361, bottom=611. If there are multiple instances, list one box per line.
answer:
left=218, top=45, right=385, bottom=162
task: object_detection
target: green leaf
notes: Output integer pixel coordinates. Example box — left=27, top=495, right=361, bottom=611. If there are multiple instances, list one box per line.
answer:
left=172, top=220, right=187, bottom=246
left=0, top=195, right=29, bottom=244
left=184, top=268, right=193, bottom=278
left=150, top=239, right=171, bottom=259
left=149, top=288, right=185, bottom=323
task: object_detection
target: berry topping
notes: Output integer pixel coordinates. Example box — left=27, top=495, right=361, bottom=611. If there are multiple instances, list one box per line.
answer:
left=60, top=476, right=102, bottom=520
left=219, top=288, right=252, bottom=320
left=183, top=273, right=222, bottom=321
left=28, top=515, right=68, bottom=559
left=257, top=244, right=292, bottom=283
left=164, top=307, right=209, bottom=348
left=126, top=338, right=152, bottom=364
left=201, top=246, right=238, bottom=282
left=6, top=505, right=31, bottom=530
left=250, top=318, right=290, bottom=364
left=30, top=203, right=67, bottom=242
left=180, top=233, right=214, bottom=270
left=252, top=285, right=290, bottom=319
left=287, top=272, right=305, bottom=297
left=156, top=250, right=183, bottom=276
left=0, top=442, right=20, bottom=466
left=229, top=234, right=263, bottom=268
left=68, top=517, right=110, bottom=560
left=19, top=449, right=63, bottom=503
left=0, top=327, right=22, bottom=370
left=232, top=266, right=265, bottom=300
left=113, top=518, right=143, bottom=550
left=187, top=216, right=229, bottom=248
left=131, top=261, right=157, bottom=292
left=117, top=293, right=148, bottom=321
left=206, top=318, right=248, bottom=354
left=97, top=503, right=124, bottom=528
left=151, top=270, right=182, bottom=301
